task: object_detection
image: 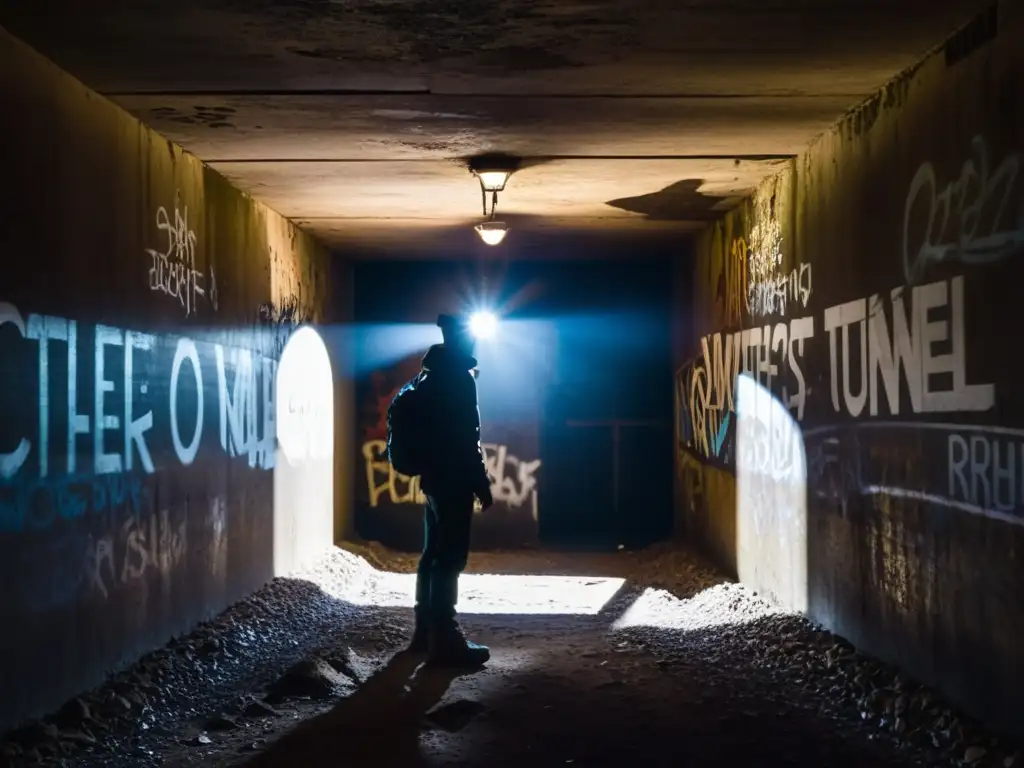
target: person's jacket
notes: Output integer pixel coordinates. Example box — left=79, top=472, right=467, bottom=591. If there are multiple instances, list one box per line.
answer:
left=417, top=343, right=491, bottom=498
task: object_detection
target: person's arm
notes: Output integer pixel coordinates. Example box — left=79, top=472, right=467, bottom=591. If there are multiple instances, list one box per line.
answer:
left=463, top=377, right=493, bottom=503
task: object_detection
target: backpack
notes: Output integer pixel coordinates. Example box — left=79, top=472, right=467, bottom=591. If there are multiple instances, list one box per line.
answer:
left=386, top=373, right=432, bottom=477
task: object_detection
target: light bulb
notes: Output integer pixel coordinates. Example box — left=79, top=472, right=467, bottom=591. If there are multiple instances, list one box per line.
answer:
left=475, top=222, right=509, bottom=246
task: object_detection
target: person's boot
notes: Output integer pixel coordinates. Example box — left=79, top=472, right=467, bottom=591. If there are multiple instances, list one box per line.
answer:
left=427, top=620, right=490, bottom=667
left=408, top=610, right=430, bottom=652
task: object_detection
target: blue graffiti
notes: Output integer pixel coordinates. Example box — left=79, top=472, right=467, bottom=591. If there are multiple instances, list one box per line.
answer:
left=0, top=472, right=148, bottom=534
left=713, top=411, right=731, bottom=457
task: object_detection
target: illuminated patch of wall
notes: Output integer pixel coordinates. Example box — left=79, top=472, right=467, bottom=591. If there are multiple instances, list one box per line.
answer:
left=273, top=326, right=334, bottom=576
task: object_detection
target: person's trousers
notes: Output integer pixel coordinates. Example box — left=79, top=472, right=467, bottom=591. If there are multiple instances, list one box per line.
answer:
left=415, top=487, right=475, bottom=624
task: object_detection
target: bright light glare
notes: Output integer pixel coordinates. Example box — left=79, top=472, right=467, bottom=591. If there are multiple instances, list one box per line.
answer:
left=476, top=170, right=511, bottom=192
left=273, top=326, right=334, bottom=578
left=469, top=311, right=498, bottom=340
left=276, top=326, right=333, bottom=466
left=356, top=572, right=625, bottom=615
left=351, top=322, right=441, bottom=374
left=475, top=221, right=509, bottom=246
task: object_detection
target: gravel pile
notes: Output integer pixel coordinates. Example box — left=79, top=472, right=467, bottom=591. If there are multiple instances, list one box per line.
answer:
left=611, top=582, right=783, bottom=632
left=611, top=580, right=1020, bottom=768
left=0, top=546, right=399, bottom=768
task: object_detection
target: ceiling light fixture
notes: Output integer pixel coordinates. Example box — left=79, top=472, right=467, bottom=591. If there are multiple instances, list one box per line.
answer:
left=468, top=155, right=520, bottom=246
left=476, top=170, right=512, bottom=195
left=472, top=167, right=514, bottom=217
left=474, top=221, right=509, bottom=246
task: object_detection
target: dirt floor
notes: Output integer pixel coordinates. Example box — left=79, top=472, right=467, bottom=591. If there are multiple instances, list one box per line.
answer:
left=224, top=546, right=942, bottom=768
left=2, top=543, right=1019, bottom=768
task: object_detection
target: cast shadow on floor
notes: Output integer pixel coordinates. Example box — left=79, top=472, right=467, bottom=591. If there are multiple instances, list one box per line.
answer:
left=238, top=650, right=475, bottom=767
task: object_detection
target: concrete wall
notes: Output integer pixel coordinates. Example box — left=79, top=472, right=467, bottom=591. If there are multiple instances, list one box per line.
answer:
left=329, top=258, right=357, bottom=542
left=0, top=28, right=338, bottom=731
left=675, top=1, right=1024, bottom=737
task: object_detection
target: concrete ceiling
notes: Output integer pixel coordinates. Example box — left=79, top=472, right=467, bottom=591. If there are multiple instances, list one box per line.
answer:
left=0, top=0, right=991, bottom=256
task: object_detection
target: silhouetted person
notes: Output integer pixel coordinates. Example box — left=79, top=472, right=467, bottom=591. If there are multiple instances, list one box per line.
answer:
left=407, top=314, right=493, bottom=666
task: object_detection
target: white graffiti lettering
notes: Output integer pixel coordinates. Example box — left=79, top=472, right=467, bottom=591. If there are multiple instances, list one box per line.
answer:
left=902, top=135, right=1024, bottom=284
left=484, top=443, right=541, bottom=520
left=215, top=346, right=276, bottom=469
left=825, top=276, right=994, bottom=417
left=682, top=316, right=814, bottom=462
left=746, top=217, right=783, bottom=296
left=948, top=432, right=1024, bottom=515
left=171, top=338, right=204, bottom=466
left=744, top=215, right=815, bottom=319
left=803, top=422, right=1024, bottom=527
left=0, top=302, right=277, bottom=485
left=145, top=198, right=218, bottom=317
left=85, top=509, right=187, bottom=600
left=747, top=263, right=813, bottom=319
left=0, top=303, right=31, bottom=479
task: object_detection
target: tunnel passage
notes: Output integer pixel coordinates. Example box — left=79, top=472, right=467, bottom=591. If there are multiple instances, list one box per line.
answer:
left=1, top=0, right=1023, bottom=760
left=350, top=258, right=675, bottom=553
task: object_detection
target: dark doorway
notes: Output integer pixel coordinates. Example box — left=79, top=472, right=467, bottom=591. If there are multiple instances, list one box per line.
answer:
left=539, top=378, right=673, bottom=550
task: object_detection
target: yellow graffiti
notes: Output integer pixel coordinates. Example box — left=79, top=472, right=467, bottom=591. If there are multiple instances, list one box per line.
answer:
left=726, top=237, right=748, bottom=327
left=361, top=439, right=542, bottom=519
left=362, top=439, right=425, bottom=507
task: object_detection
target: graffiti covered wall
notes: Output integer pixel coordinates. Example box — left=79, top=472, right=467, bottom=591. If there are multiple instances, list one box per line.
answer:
left=675, top=170, right=812, bottom=608
left=674, top=2, right=1024, bottom=736
left=355, top=352, right=542, bottom=551
left=0, top=30, right=332, bottom=730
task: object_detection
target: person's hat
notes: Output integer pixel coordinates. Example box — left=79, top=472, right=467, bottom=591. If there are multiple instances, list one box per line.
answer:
left=436, top=313, right=471, bottom=350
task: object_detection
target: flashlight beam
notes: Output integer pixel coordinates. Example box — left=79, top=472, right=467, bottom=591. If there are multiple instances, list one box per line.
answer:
left=469, top=311, right=498, bottom=340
